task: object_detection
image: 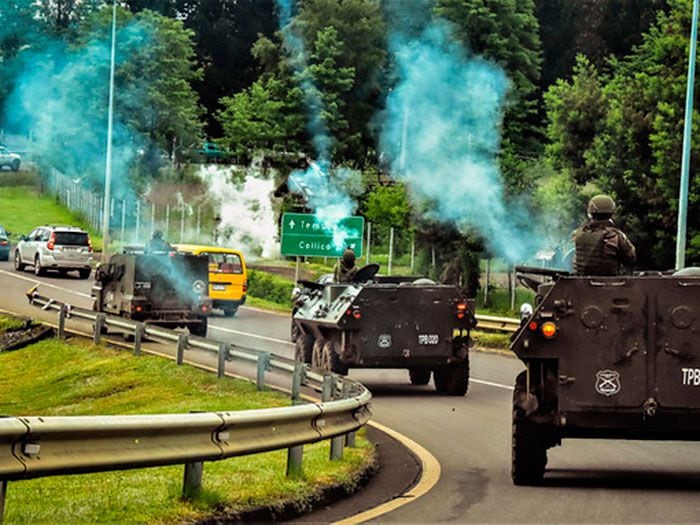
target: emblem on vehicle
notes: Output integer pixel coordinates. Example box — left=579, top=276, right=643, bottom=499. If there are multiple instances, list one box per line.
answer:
left=595, top=369, right=621, bottom=397
left=192, top=279, right=206, bottom=294
left=378, top=334, right=392, bottom=348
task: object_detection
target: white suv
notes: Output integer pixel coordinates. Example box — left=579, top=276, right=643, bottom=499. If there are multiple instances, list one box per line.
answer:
left=0, top=146, right=21, bottom=171
left=14, top=225, right=93, bottom=278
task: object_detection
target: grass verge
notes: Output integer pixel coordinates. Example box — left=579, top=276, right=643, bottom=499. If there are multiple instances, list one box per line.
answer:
left=0, top=314, right=25, bottom=332
left=1, top=337, right=374, bottom=523
left=0, top=186, right=102, bottom=250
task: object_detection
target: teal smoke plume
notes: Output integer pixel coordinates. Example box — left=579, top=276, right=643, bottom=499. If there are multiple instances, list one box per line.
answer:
left=379, top=18, right=535, bottom=262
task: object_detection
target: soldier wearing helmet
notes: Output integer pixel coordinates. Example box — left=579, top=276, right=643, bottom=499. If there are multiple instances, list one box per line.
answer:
left=334, top=248, right=358, bottom=283
left=144, top=230, right=173, bottom=254
left=573, top=194, right=636, bottom=275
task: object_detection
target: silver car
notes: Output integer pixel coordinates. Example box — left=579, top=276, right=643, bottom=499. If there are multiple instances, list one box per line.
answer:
left=14, top=225, right=93, bottom=278
left=0, top=146, right=21, bottom=171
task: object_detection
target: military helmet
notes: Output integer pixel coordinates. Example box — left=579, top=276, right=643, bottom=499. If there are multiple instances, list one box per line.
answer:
left=153, top=230, right=163, bottom=239
left=342, top=248, right=355, bottom=265
left=587, top=194, right=616, bottom=216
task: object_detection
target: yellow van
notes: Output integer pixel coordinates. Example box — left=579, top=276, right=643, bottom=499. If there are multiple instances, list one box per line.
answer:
left=174, top=244, right=247, bottom=317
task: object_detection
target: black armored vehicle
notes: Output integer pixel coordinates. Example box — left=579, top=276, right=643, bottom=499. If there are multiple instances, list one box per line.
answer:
left=292, top=264, right=476, bottom=396
left=92, top=252, right=212, bottom=337
left=510, top=265, right=700, bottom=485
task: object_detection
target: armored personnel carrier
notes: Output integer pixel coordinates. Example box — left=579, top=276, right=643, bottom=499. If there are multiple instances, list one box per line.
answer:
left=292, top=264, right=476, bottom=396
left=92, top=252, right=212, bottom=337
left=510, top=265, right=700, bottom=485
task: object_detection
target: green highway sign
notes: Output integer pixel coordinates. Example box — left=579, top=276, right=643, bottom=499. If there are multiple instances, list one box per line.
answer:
left=281, top=213, right=364, bottom=257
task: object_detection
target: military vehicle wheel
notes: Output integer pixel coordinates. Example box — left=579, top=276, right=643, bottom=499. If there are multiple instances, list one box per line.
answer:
left=10, top=159, right=20, bottom=172
left=409, top=367, right=431, bottom=385
left=511, top=407, right=547, bottom=485
left=321, top=340, right=348, bottom=375
left=291, top=320, right=300, bottom=342
left=295, top=333, right=314, bottom=363
left=312, top=338, right=325, bottom=368
left=189, top=318, right=208, bottom=338
left=78, top=268, right=91, bottom=279
left=434, top=358, right=469, bottom=396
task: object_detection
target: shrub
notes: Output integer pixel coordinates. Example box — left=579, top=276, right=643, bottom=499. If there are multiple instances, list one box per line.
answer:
left=247, top=270, right=295, bottom=306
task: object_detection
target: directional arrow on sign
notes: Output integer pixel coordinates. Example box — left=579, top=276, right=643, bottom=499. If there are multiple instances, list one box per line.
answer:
left=289, top=219, right=296, bottom=229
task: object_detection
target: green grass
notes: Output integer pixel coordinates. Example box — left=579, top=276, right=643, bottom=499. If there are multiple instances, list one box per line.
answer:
left=0, top=186, right=102, bottom=250
left=1, top=338, right=375, bottom=523
left=0, top=314, right=25, bottom=332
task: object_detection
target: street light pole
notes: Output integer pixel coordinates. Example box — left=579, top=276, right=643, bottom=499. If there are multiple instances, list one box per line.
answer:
left=675, top=0, right=699, bottom=270
left=101, top=0, right=117, bottom=264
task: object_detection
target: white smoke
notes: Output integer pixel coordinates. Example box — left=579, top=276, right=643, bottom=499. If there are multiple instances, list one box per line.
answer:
left=200, top=165, right=279, bottom=259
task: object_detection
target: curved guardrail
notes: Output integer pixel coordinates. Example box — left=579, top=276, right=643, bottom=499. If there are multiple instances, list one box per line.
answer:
left=474, top=314, right=520, bottom=333
left=0, top=288, right=371, bottom=496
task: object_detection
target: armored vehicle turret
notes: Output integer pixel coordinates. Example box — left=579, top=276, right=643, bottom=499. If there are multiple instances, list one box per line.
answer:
left=91, top=252, right=212, bottom=337
left=510, top=266, right=700, bottom=485
left=292, top=264, right=476, bottom=396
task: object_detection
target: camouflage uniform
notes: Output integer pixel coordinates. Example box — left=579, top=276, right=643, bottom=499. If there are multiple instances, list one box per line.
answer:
left=334, top=248, right=358, bottom=283
left=573, top=218, right=636, bottom=275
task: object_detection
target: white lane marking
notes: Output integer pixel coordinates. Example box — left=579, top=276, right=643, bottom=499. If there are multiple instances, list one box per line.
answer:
left=471, top=377, right=514, bottom=391
left=0, top=268, right=93, bottom=299
left=208, top=324, right=295, bottom=346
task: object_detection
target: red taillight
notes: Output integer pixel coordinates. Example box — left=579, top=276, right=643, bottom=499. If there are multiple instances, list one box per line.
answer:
left=456, top=302, right=468, bottom=319
left=131, top=304, right=144, bottom=313
left=87, top=235, right=93, bottom=253
left=47, top=232, right=55, bottom=250
left=0, top=241, right=7, bottom=246
left=528, top=321, right=538, bottom=331
left=243, top=282, right=248, bottom=293
left=201, top=304, right=209, bottom=313
left=352, top=310, right=362, bottom=319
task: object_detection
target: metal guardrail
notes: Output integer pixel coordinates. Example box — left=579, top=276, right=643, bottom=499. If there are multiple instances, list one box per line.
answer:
left=0, top=287, right=371, bottom=518
left=474, top=314, right=520, bottom=333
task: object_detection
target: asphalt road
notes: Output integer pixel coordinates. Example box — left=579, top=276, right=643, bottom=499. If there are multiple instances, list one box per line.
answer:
left=2, top=260, right=700, bottom=523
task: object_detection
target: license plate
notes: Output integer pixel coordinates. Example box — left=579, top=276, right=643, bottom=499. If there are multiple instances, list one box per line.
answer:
left=418, top=334, right=440, bottom=345
left=212, top=284, right=226, bottom=291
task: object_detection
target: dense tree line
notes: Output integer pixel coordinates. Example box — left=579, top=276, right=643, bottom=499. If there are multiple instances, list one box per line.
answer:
left=3, top=0, right=699, bottom=274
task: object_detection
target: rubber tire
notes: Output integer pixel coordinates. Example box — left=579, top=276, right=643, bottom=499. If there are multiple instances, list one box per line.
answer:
left=10, top=159, right=19, bottom=172
left=78, top=268, right=91, bottom=279
left=294, top=333, right=314, bottom=364
left=14, top=251, right=25, bottom=271
left=321, top=340, right=348, bottom=375
left=434, top=357, right=470, bottom=396
left=311, top=338, right=325, bottom=368
left=511, top=407, right=547, bottom=485
left=290, top=320, right=300, bottom=342
left=222, top=306, right=237, bottom=317
left=409, top=367, right=432, bottom=385
left=34, top=255, right=45, bottom=276
left=189, top=317, right=208, bottom=338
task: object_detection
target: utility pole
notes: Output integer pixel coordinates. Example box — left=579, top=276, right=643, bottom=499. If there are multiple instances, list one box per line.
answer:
left=101, top=0, right=117, bottom=263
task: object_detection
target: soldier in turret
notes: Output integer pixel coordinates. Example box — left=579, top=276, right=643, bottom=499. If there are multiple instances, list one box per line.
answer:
left=334, top=248, right=358, bottom=283
left=573, top=194, right=636, bottom=275
left=144, top=230, right=173, bottom=254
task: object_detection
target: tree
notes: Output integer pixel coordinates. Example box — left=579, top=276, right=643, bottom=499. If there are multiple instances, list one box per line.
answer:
left=361, top=183, right=412, bottom=245
left=435, top=0, right=544, bottom=192
left=544, top=55, right=607, bottom=185
left=575, top=0, right=699, bottom=267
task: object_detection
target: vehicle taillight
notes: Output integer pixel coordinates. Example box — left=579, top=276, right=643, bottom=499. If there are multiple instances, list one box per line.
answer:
left=0, top=240, right=7, bottom=246
left=201, top=304, right=209, bottom=314
left=346, top=307, right=361, bottom=319
left=131, top=304, right=144, bottom=313
left=541, top=321, right=557, bottom=339
left=46, top=232, right=55, bottom=251
left=528, top=321, right=539, bottom=331
left=243, top=282, right=248, bottom=293
left=87, top=235, right=93, bottom=253
left=456, top=302, right=468, bottom=319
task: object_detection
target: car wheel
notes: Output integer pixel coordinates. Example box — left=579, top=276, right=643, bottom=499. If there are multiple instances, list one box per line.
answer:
left=294, top=333, right=314, bottom=364
left=408, top=367, right=432, bottom=385
left=14, top=251, right=25, bottom=271
left=10, top=159, right=20, bottom=172
left=34, top=255, right=45, bottom=276
left=222, top=305, right=237, bottom=317
left=78, top=268, right=91, bottom=279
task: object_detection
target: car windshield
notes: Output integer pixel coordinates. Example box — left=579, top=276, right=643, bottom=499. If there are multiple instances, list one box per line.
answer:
left=208, top=253, right=242, bottom=274
left=54, top=231, right=89, bottom=246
